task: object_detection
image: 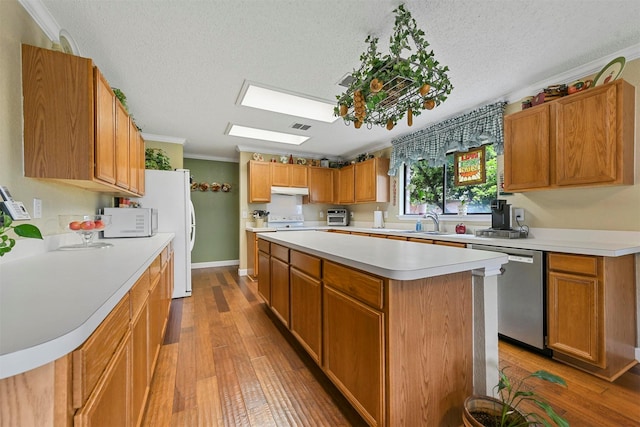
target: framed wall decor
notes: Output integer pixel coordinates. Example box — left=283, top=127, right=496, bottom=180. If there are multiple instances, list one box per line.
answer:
left=454, top=146, right=486, bottom=186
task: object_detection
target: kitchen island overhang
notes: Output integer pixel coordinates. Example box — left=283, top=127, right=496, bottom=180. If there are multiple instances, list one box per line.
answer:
left=257, top=230, right=507, bottom=426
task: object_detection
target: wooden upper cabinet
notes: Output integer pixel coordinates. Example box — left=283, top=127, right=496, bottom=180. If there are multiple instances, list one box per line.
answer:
left=272, top=163, right=308, bottom=187
left=554, top=81, right=633, bottom=187
left=503, top=80, right=635, bottom=192
left=504, top=105, right=551, bottom=191
left=21, top=44, right=144, bottom=196
left=307, top=166, right=334, bottom=203
left=336, top=164, right=355, bottom=204
left=115, top=100, right=130, bottom=189
left=354, top=157, right=390, bottom=203
left=248, top=160, right=271, bottom=203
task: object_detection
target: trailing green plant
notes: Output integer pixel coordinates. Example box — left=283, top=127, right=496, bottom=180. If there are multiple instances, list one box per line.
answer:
left=0, top=213, right=43, bottom=257
left=335, top=4, right=453, bottom=128
left=145, top=148, right=173, bottom=171
left=112, top=87, right=129, bottom=113
left=492, top=368, right=568, bottom=427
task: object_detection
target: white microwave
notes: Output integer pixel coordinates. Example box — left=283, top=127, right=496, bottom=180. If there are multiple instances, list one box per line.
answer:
left=102, top=207, right=158, bottom=238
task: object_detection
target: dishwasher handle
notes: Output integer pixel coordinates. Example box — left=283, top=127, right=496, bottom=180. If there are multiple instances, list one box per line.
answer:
left=508, top=254, right=534, bottom=264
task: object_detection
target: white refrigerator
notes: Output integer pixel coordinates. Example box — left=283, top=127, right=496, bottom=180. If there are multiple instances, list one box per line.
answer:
left=136, top=169, right=194, bottom=298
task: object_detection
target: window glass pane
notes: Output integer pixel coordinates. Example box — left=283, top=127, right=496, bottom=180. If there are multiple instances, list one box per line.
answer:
left=403, top=144, right=497, bottom=215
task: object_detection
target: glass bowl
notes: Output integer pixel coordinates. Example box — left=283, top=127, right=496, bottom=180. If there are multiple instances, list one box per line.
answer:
left=58, top=214, right=113, bottom=250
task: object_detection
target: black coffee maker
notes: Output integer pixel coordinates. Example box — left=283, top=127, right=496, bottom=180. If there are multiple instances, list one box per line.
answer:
left=491, top=199, right=512, bottom=230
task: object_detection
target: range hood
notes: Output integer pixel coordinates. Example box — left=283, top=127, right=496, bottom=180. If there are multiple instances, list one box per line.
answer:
left=271, top=186, right=309, bottom=196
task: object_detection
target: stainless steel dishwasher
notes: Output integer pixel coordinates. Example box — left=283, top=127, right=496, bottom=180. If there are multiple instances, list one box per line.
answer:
left=469, top=244, right=548, bottom=353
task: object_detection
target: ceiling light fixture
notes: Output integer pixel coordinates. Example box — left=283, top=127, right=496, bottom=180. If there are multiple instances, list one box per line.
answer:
left=335, top=4, right=453, bottom=130
left=227, top=124, right=309, bottom=145
left=239, top=83, right=338, bottom=123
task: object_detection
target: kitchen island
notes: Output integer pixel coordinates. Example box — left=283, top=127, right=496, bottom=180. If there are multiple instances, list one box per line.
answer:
left=256, top=231, right=508, bottom=427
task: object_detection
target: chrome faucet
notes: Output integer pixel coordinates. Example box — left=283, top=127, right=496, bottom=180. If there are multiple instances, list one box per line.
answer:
left=423, top=211, right=440, bottom=232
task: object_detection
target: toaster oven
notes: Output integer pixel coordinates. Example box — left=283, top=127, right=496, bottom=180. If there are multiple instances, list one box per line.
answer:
left=327, top=208, right=349, bottom=226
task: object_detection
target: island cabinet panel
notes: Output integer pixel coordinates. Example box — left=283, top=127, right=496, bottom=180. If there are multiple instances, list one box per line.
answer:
left=257, top=239, right=271, bottom=303
left=248, top=160, right=272, bottom=202
left=22, top=44, right=144, bottom=196
left=290, top=251, right=322, bottom=363
left=547, top=252, right=637, bottom=381
left=323, top=286, right=384, bottom=427
left=270, top=244, right=291, bottom=326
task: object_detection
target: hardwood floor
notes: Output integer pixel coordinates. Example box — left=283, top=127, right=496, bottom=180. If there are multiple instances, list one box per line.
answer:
left=142, top=266, right=640, bottom=426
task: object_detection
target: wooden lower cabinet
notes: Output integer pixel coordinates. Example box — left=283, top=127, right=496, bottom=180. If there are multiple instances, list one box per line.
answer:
left=74, top=331, right=131, bottom=427
left=290, top=251, right=322, bottom=364
left=323, top=286, right=384, bottom=426
left=257, top=244, right=271, bottom=303
left=270, top=256, right=290, bottom=326
left=547, top=252, right=637, bottom=381
left=258, top=238, right=474, bottom=426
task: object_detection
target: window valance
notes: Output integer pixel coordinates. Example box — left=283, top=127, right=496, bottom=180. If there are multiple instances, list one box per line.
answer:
left=388, top=101, right=507, bottom=176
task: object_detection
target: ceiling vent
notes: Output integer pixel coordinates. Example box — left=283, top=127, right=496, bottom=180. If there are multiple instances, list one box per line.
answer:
left=338, top=73, right=355, bottom=88
left=291, top=122, right=312, bottom=131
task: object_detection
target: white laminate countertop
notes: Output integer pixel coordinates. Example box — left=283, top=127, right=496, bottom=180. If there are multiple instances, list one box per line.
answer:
left=0, top=233, right=174, bottom=379
left=247, top=225, right=640, bottom=257
left=258, top=231, right=509, bottom=281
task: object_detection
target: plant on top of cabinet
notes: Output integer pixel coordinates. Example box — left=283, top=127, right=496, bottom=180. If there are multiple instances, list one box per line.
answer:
left=22, top=44, right=145, bottom=197
left=145, top=148, right=172, bottom=170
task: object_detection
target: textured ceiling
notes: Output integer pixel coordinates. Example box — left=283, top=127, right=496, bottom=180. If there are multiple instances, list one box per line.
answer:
left=35, top=0, right=640, bottom=161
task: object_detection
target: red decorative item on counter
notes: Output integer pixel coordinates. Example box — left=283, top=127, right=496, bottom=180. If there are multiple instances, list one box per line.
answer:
left=455, top=223, right=466, bottom=234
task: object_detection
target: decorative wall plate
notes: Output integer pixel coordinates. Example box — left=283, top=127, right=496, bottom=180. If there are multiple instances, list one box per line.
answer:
left=59, top=29, right=80, bottom=55
left=593, top=57, right=625, bottom=86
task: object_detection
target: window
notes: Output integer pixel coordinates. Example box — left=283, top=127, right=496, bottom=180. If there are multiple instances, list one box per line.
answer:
left=403, top=144, right=498, bottom=215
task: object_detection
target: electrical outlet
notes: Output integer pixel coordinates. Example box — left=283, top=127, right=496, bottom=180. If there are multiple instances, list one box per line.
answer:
left=33, top=198, right=42, bottom=219
left=242, top=210, right=247, bottom=218
left=514, top=208, right=524, bottom=221
left=319, top=211, right=324, bottom=219
left=383, top=211, right=388, bottom=219
left=350, top=211, right=354, bottom=219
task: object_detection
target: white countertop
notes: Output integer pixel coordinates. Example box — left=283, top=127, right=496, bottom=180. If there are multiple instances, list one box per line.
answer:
left=0, top=233, right=174, bottom=379
left=247, top=225, right=640, bottom=257
left=258, top=231, right=509, bottom=281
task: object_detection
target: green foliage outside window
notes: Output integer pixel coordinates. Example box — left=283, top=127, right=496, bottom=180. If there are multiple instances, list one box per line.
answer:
left=406, top=144, right=497, bottom=214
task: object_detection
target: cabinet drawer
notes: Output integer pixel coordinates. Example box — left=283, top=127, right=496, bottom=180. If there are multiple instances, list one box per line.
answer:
left=548, top=253, right=598, bottom=276
left=160, top=246, right=169, bottom=266
left=271, top=243, right=289, bottom=262
left=73, top=293, right=131, bottom=408
left=324, top=261, right=383, bottom=309
left=291, top=250, right=321, bottom=278
left=130, top=269, right=150, bottom=320
left=258, top=238, right=270, bottom=254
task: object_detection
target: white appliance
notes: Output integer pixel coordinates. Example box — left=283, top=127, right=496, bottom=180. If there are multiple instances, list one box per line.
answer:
left=101, top=207, right=158, bottom=238
left=135, top=169, right=194, bottom=298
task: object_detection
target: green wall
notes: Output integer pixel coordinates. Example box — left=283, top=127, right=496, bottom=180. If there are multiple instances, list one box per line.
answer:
left=184, top=158, right=239, bottom=263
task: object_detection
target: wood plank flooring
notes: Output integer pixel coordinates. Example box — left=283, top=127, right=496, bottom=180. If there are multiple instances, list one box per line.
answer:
left=142, top=266, right=640, bottom=426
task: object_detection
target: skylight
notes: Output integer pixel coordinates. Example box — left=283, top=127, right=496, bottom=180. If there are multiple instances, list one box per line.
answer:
left=227, top=125, right=309, bottom=145
left=239, top=83, right=338, bottom=123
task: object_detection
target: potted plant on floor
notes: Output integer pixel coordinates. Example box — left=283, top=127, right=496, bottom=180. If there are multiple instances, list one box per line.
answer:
left=463, top=368, right=569, bottom=427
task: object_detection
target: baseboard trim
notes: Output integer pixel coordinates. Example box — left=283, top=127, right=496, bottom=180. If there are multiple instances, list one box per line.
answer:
left=191, top=260, right=239, bottom=269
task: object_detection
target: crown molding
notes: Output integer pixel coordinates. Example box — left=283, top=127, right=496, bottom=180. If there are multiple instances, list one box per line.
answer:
left=183, top=153, right=239, bottom=163
left=141, top=133, right=186, bottom=145
left=18, top=0, right=60, bottom=41
left=503, top=43, right=640, bottom=103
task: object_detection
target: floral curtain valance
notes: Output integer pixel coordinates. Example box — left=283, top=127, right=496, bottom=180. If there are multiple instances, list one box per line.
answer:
left=388, top=101, right=507, bottom=176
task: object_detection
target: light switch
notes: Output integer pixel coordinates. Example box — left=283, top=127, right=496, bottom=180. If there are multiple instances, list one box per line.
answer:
left=33, top=198, right=42, bottom=219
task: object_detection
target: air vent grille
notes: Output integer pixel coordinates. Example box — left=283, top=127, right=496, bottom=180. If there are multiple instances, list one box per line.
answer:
left=291, top=123, right=312, bottom=131
left=338, top=74, right=355, bottom=88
